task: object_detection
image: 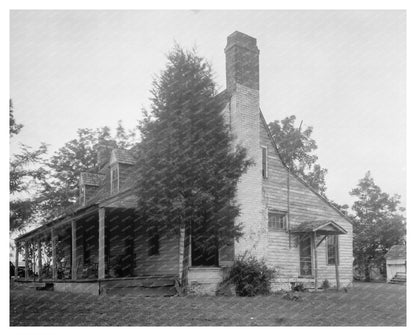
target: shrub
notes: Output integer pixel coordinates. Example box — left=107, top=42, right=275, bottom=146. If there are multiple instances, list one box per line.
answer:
left=227, top=255, right=276, bottom=296
left=292, top=283, right=305, bottom=292
left=322, top=279, right=330, bottom=290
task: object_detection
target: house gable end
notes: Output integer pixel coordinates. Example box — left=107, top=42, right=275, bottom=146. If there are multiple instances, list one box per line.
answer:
left=259, top=111, right=354, bottom=227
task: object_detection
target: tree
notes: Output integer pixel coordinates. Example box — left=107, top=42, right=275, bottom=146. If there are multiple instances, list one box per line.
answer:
left=10, top=101, right=47, bottom=232
left=38, top=123, right=139, bottom=219
left=350, top=171, right=406, bottom=281
left=9, top=99, right=23, bottom=137
left=135, top=45, right=251, bottom=263
left=268, top=115, right=328, bottom=195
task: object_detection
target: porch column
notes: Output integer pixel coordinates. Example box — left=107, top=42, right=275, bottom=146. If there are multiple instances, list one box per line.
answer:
left=37, top=240, right=42, bottom=280
left=335, top=236, right=340, bottom=291
left=313, top=231, right=318, bottom=292
left=71, top=220, right=77, bottom=280
left=98, top=207, right=105, bottom=279
left=178, top=224, right=185, bottom=283
left=51, top=229, right=57, bottom=280
left=24, top=241, right=29, bottom=280
left=14, top=241, right=19, bottom=279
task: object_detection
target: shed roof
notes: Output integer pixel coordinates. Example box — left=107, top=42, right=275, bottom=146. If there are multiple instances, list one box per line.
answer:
left=385, top=245, right=406, bottom=259
left=291, top=220, right=347, bottom=235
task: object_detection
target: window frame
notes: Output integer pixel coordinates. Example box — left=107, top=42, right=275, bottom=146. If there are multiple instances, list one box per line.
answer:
left=80, top=184, right=86, bottom=206
left=268, top=211, right=287, bottom=231
left=326, top=235, right=339, bottom=265
left=261, top=146, right=268, bottom=179
left=110, top=164, right=119, bottom=194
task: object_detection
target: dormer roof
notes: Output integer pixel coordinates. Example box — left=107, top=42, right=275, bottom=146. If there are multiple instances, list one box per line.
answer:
left=110, top=148, right=136, bottom=165
left=80, top=172, right=105, bottom=186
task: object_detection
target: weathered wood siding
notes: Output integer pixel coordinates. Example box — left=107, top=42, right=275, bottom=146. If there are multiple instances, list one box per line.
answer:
left=119, top=163, right=135, bottom=191
left=260, top=119, right=353, bottom=289
left=132, top=222, right=179, bottom=276
left=106, top=211, right=179, bottom=277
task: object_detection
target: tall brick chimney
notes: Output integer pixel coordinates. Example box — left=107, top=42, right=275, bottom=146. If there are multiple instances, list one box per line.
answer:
left=225, top=31, right=260, bottom=92
left=225, top=32, right=266, bottom=259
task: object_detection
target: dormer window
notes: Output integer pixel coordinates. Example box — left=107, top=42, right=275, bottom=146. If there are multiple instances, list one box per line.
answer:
left=80, top=184, right=86, bottom=206
left=110, top=164, right=119, bottom=194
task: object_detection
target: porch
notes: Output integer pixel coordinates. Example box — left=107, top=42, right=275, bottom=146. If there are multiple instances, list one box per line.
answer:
left=14, top=204, right=179, bottom=285
left=13, top=275, right=178, bottom=296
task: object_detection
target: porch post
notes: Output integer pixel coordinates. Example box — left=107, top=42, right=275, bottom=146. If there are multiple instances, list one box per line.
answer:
left=178, top=224, right=185, bottom=283
left=14, top=241, right=19, bottom=279
left=52, top=228, right=57, bottom=280
left=32, top=241, right=36, bottom=279
left=71, top=220, right=77, bottom=280
left=98, top=207, right=105, bottom=279
left=313, top=232, right=318, bottom=292
left=335, top=235, right=340, bottom=291
left=37, top=239, right=42, bottom=280
left=24, top=241, right=29, bottom=280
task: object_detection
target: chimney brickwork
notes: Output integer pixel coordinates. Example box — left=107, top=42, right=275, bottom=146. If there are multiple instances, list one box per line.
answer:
left=225, top=31, right=267, bottom=260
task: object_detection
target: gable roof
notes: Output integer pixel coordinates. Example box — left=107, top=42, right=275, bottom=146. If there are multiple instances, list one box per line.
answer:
left=385, top=245, right=406, bottom=259
left=80, top=172, right=105, bottom=186
left=259, top=110, right=355, bottom=226
left=291, top=220, right=347, bottom=235
left=111, top=148, right=136, bottom=165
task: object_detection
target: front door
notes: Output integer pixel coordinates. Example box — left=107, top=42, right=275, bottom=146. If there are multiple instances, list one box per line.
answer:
left=299, top=234, right=312, bottom=276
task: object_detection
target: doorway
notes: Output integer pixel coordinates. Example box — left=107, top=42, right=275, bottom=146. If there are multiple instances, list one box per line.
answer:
left=299, top=234, right=312, bottom=276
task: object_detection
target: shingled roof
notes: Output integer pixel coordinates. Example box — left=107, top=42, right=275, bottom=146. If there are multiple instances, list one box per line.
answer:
left=291, top=220, right=347, bottom=235
left=80, top=172, right=105, bottom=186
left=112, top=148, right=136, bottom=165
left=385, top=245, right=406, bottom=259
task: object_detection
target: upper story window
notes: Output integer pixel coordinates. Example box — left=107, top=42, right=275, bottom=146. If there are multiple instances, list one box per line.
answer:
left=80, top=184, right=86, bottom=206
left=262, top=146, right=268, bottom=178
left=110, top=164, right=119, bottom=194
left=268, top=211, right=287, bottom=231
left=327, top=235, right=339, bottom=265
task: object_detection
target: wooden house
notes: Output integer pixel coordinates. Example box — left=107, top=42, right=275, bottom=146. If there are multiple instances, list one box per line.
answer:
left=14, top=31, right=353, bottom=295
left=385, top=245, right=406, bottom=284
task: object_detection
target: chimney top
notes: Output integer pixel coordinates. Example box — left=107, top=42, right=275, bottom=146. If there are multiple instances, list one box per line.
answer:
left=225, top=31, right=260, bottom=91
left=225, top=31, right=259, bottom=54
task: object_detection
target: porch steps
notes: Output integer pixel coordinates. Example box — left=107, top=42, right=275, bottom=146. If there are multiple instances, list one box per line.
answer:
left=389, top=272, right=406, bottom=285
left=100, top=276, right=178, bottom=296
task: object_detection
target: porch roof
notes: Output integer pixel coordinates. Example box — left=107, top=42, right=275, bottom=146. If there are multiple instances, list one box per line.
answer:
left=290, top=220, right=347, bottom=235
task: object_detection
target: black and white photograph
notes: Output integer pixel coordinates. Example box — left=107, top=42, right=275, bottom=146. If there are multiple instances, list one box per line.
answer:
left=8, top=9, right=407, bottom=327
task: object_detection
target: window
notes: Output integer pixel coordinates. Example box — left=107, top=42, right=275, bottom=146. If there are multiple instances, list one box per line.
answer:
left=262, top=146, right=268, bottom=178
left=327, top=235, right=339, bottom=265
left=80, top=185, right=86, bottom=206
left=110, top=164, right=119, bottom=194
left=268, top=211, right=287, bottom=231
left=148, top=231, right=160, bottom=256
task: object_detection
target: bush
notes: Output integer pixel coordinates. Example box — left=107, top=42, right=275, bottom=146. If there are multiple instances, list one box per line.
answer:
left=227, top=255, right=276, bottom=296
left=322, top=279, right=330, bottom=290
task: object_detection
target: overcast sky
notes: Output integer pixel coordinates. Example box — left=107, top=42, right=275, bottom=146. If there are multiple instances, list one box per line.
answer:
left=10, top=10, right=406, bottom=207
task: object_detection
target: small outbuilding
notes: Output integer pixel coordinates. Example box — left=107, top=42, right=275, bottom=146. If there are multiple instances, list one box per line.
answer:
left=385, top=245, right=406, bottom=284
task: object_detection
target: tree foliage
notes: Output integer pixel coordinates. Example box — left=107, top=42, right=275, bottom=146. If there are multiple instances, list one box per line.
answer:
left=9, top=99, right=23, bottom=137
left=9, top=101, right=47, bottom=232
left=38, top=123, right=139, bottom=219
left=268, top=115, right=327, bottom=195
left=135, top=45, right=251, bottom=254
left=350, top=171, right=406, bottom=280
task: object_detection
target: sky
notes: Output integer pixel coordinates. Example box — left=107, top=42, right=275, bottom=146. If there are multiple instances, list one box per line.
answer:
left=9, top=10, right=406, bottom=208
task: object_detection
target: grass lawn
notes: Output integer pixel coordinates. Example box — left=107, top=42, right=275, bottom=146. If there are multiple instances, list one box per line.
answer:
left=10, top=282, right=405, bottom=326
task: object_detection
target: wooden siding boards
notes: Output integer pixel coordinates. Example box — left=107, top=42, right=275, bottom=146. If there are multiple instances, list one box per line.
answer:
left=133, top=226, right=179, bottom=276
left=260, top=116, right=353, bottom=288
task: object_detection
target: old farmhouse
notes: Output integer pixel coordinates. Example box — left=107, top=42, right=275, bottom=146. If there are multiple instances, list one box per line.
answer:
left=15, top=31, right=353, bottom=295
